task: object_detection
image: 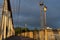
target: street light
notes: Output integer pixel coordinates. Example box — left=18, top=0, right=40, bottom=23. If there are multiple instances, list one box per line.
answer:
left=43, top=5, right=47, bottom=28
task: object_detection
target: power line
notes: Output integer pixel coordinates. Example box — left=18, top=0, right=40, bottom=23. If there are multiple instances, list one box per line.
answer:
left=16, top=0, right=21, bottom=27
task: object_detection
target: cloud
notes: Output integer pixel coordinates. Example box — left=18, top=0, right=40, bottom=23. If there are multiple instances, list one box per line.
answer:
left=12, top=0, right=60, bottom=29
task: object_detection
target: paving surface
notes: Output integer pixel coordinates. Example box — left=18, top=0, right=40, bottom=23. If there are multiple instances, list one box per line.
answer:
left=5, top=36, right=34, bottom=40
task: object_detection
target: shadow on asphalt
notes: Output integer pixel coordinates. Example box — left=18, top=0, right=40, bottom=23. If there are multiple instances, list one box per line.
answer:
left=5, top=36, right=35, bottom=40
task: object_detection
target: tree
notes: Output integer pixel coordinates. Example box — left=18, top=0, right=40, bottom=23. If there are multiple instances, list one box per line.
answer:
left=21, top=27, right=29, bottom=32
left=15, top=27, right=30, bottom=35
left=15, top=27, right=21, bottom=35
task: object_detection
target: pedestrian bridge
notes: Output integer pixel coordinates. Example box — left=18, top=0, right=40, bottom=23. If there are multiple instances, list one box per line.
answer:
left=0, top=0, right=60, bottom=40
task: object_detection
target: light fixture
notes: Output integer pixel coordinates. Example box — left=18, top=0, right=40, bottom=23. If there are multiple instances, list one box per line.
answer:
left=44, top=5, right=47, bottom=12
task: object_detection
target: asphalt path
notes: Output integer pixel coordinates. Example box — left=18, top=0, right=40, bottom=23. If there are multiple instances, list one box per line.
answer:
left=5, top=36, right=34, bottom=40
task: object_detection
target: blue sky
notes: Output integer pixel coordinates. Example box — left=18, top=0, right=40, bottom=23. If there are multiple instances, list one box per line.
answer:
left=0, top=0, right=60, bottom=29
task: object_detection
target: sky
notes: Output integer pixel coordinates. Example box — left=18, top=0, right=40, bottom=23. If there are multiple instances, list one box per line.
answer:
left=0, top=0, right=60, bottom=29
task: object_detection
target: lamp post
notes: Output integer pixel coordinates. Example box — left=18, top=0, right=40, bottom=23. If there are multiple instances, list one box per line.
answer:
left=44, top=5, right=47, bottom=28
left=39, top=1, right=44, bottom=40
left=44, top=5, right=47, bottom=40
